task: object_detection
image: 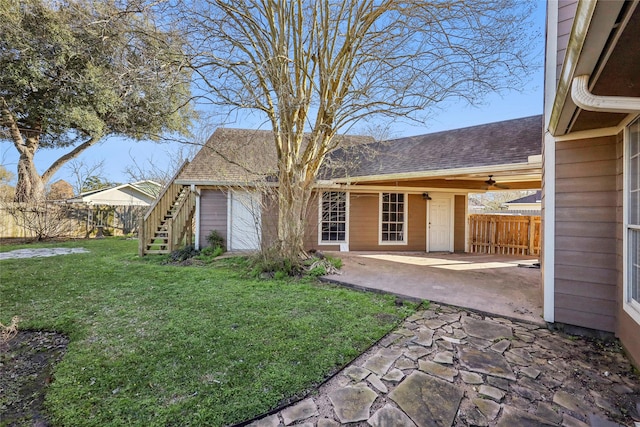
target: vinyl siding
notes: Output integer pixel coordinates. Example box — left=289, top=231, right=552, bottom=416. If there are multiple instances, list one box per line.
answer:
left=260, top=194, right=279, bottom=250
left=554, top=135, right=617, bottom=332
left=199, top=189, right=227, bottom=249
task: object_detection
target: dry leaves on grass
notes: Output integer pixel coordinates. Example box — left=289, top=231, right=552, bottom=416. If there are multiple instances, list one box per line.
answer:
left=1, top=316, right=20, bottom=343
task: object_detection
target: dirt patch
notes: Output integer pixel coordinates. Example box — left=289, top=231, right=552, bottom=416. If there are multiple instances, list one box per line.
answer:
left=0, top=331, right=69, bottom=426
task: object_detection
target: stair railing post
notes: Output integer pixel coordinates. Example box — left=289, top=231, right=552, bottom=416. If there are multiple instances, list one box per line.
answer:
left=167, top=220, right=174, bottom=252
left=138, top=215, right=144, bottom=256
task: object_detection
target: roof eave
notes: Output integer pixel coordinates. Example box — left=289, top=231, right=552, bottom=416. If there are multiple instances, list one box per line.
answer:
left=549, top=0, right=627, bottom=136
left=330, top=159, right=542, bottom=184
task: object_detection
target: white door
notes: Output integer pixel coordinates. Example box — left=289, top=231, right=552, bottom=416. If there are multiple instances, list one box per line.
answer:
left=229, top=191, right=262, bottom=251
left=428, top=196, right=452, bottom=252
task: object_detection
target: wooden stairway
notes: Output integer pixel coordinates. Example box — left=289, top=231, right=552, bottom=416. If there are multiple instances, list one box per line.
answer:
left=139, top=161, right=196, bottom=256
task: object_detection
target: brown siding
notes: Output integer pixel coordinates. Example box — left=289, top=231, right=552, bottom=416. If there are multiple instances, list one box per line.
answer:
left=199, top=189, right=227, bottom=249
left=349, top=192, right=426, bottom=251
left=349, top=193, right=379, bottom=250
left=554, top=135, right=617, bottom=332
left=615, top=130, right=640, bottom=366
left=454, top=195, right=466, bottom=252
left=260, top=193, right=279, bottom=250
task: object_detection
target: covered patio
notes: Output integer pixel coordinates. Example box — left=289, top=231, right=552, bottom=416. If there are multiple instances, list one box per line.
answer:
left=323, top=252, right=542, bottom=324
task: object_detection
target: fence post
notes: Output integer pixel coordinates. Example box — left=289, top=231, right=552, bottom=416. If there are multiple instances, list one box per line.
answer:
left=528, top=216, right=535, bottom=255
left=138, top=216, right=144, bottom=257
left=489, top=217, right=496, bottom=254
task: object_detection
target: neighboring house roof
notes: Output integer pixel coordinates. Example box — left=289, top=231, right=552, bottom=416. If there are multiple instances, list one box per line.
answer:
left=504, top=190, right=542, bottom=205
left=176, top=128, right=374, bottom=185
left=325, top=115, right=542, bottom=181
left=176, top=115, right=542, bottom=186
left=68, top=180, right=162, bottom=206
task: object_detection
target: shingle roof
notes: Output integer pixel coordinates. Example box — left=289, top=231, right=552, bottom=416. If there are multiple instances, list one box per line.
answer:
left=176, top=128, right=374, bottom=184
left=505, top=190, right=542, bottom=204
left=323, top=115, right=542, bottom=180
left=177, top=116, right=542, bottom=184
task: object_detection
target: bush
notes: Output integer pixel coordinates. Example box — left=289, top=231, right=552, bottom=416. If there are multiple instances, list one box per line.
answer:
left=206, top=230, right=225, bottom=250
left=198, top=245, right=225, bottom=261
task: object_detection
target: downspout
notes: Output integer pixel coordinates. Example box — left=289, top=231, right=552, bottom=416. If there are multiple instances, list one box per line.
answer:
left=572, top=75, right=640, bottom=113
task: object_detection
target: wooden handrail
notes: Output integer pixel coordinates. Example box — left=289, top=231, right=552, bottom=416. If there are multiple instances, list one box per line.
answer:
left=143, top=160, right=190, bottom=221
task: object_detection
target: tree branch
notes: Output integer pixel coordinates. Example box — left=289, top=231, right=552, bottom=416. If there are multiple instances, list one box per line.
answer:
left=42, top=137, right=99, bottom=183
left=1, top=97, right=25, bottom=154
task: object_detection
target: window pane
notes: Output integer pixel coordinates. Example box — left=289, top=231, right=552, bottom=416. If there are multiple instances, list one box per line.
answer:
left=631, top=191, right=639, bottom=226
left=631, top=230, right=640, bottom=303
left=320, top=192, right=346, bottom=242
left=627, top=118, right=640, bottom=309
left=380, top=192, right=405, bottom=243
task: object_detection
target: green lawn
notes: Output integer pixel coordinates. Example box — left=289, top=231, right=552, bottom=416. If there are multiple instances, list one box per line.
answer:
left=0, top=239, right=416, bottom=426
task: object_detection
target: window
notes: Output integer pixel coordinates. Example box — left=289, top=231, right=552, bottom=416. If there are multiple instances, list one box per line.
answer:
left=320, top=191, right=347, bottom=242
left=380, top=192, right=406, bottom=243
left=627, top=117, right=640, bottom=313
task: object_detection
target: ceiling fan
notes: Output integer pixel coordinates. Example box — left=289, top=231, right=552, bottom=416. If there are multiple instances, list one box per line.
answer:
left=483, top=175, right=510, bottom=190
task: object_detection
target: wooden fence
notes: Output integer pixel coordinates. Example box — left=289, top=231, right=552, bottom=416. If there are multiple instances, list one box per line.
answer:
left=469, top=214, right=541, bottom=256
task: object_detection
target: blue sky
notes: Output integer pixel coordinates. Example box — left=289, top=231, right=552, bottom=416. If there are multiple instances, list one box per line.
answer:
left=0, top=1, right=546, bottom=187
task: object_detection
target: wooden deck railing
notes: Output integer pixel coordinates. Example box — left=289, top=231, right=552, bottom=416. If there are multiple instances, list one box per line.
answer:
left=138, top=161, right=193, bottom=256
left=469, top=214, right=541, bottom=256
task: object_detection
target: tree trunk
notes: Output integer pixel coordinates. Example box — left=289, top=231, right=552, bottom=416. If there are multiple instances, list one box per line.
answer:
left=275, top=168, right=313, bottom=262
left=14, top=138, right=46, bottom=202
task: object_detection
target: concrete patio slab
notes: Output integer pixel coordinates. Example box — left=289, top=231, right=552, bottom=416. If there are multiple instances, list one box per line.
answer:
left=323, top=252, right=542, bottom=324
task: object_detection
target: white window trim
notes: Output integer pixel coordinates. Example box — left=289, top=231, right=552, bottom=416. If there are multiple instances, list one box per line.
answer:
left=378, top=192, right=408, bottom=246
left=318, top=191, right=349, bottom=245
left=623, top=116, right=640, bottom=326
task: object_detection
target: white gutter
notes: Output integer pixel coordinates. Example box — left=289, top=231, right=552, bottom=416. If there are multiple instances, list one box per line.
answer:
left=572, top=75, right=640, bottom=113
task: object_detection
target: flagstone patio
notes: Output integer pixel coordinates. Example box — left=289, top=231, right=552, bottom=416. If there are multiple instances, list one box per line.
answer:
left=245, top=303, right=639, bottom=427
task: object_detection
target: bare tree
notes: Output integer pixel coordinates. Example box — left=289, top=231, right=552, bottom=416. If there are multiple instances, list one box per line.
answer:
left=175, top=0, right=539, bottom=262
left=122, top=145, right=198, bottom=186
left=66, top=159, right=107, bottom=196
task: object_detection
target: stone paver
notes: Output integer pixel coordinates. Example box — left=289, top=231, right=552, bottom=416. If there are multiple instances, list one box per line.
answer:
left=458, top=346, right=517, bottom=381
left=367, top=404, right=416, bottom=427
left=328, top=384, right=377, bottom=423
left=389, top=371, right=463, bottom=427
left=247, top=303, right=640, bottom=427
left=281, top=398, right=318, bottom=425
left=0, top=247, right=89, bottom=260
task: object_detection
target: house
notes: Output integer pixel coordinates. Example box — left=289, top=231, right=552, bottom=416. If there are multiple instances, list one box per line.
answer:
left=543, top=0, right=640, bottom=365
left=150, top=116, right=542, bottom=255
left=68, top=180, right=162, bottom=235
left=502, top=190, right=542, bottom=212
left=67, top=180, right=162, bottom=206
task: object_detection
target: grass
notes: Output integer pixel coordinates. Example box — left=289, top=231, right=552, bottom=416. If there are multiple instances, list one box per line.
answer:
left=0, top=238, right=417, bottom=426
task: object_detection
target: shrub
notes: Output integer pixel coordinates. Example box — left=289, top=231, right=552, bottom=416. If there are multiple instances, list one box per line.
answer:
left=206, top=229, right=225, bottom=250
left=198, top=245, right=225, bottom=261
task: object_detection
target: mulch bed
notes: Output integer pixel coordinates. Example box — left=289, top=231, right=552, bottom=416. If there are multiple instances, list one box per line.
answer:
left=0, top=331, right=69, bottom=426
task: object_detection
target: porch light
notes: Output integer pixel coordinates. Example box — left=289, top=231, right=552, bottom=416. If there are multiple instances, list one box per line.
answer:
left=422, top=192, right=432, bottom=200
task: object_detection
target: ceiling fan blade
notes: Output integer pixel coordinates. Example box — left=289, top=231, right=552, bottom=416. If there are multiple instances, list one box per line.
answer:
left=494, top=183, right=510, bottom=190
